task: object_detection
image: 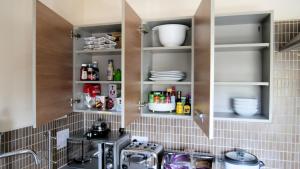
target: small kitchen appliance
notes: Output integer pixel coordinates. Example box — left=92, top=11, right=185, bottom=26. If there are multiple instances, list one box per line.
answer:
left=161, top=151, right=214, bottom=169
left=224, top=149, right=265, bottom=169
left=67, top=130, right=130, bottom=169
left=86, top=119, right=111, bottom=139
left=120, top=141, right=164, bottom=169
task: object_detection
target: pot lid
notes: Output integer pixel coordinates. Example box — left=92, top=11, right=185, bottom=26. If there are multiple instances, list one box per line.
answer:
left=225, top=149, right=259, bottom=165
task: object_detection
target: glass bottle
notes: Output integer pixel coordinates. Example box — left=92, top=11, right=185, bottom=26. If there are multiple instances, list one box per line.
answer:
left=107, top=60, right=114, bottom=81
left=92, top=61, right=99, bottom=80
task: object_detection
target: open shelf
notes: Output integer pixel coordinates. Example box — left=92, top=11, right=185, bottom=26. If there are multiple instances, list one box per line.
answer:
left=143, top=46, right=192, bottom=53
left=214, top=82, right=269, bottom=86
left=74, top=109, right=121, bottom=115
left=76, top=49, right=121, bottom=55
left=214, top=112, right=270, bottom=122
left=75, top=81, right=122, bottom=84
left=143, top=81, right=191, bottom=85
left=143, top=18, right=192, bottom=48
left=215, top=43, right=269, bottom=52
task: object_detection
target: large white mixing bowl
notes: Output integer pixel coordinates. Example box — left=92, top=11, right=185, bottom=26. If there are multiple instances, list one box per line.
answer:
left=152, top=24, right=189, bottom=47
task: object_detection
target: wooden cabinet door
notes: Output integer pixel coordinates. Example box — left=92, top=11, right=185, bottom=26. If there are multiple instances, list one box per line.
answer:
left=35, top=1, right=73, bottom=126
left=122, top=0, right=142, bottom=127
left=193, top=0, right=215, bottom=139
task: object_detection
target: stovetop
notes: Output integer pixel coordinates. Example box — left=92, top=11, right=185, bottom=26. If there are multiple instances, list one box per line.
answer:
left=123, top=142, right=163, bottom=153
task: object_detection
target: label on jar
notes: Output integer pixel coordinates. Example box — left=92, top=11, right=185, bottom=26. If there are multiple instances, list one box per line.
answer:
left=183, top=105, right=191, bottom=114
left=81, top=71, right=87, bottom=80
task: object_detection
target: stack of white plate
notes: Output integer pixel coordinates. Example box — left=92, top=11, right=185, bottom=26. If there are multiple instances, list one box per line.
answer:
left=149, top=71, right=185, bottom=81
left=233, top=98, right=259, bottom=117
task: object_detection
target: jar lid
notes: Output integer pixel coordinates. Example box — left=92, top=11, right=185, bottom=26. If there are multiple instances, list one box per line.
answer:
left=225, top=149, right=259, bottom=166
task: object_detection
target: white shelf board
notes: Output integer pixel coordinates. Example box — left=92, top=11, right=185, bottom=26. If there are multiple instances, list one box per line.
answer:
left=214, top=82, right=269, bottom=86
left=75, top=49, right=121, bottom=54
left=143, top=46, right=192, bottom=53
left=214, top=112, right=270, bottom=122
left=143, top=81, right=192, bottom=85
left=75, top=81, right=122, bottom=84
left=142, top=111, right=191, bottom=119
left=215, top=43, right=269, bottom=52
left=74, top=109, right=121, bottom=115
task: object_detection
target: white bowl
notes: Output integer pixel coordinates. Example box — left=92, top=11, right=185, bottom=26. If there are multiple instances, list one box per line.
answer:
left=234, top=108, right=258, bottom=117
left=152, top=24, right=189, bottom=47
left=233, top=103, right=259, bottom=107
left=234, top=105, right=258, bottom=109
left=233, top=98, right=258, bottom=103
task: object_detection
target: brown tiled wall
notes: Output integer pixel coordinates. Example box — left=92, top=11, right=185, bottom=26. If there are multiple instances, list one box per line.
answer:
left=86, top=20, right=300, bottom=169
left=0, top=112, right=83, bottom=169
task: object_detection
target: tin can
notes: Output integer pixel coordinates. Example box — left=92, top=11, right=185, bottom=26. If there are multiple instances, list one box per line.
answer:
left=154, top=95, right=160, bottom=103
left=181, top=96, right=186, bottom=105
left=149, top=93, right=154, bottom=103
left=160, top=94, right=165, bottom=103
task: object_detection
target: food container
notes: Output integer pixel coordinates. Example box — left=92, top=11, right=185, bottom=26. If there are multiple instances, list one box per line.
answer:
left=162, top=151, right=214, bottom=169
left=152, top=24, right=189, bottom=47
left=148, top=103, right=175, bottom=112
left=224, top=149, right=265, bottom=169
left=162, top=152, right=191, bottom=169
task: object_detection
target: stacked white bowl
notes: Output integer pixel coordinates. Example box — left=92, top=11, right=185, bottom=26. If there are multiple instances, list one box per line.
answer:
left=233, top=98, right=259, bottom=117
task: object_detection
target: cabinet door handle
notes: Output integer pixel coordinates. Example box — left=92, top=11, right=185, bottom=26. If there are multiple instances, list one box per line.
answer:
left=138, top=101, right=147, bottom=110
left=195, top=111, right=206, bottom=123
left=69, top=98, right=80, bottom=107
left=137, top=26, right=149, bottom=33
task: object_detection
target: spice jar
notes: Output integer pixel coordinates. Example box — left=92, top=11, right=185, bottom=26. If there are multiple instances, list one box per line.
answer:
left=80, top=64, right=88, bottom=81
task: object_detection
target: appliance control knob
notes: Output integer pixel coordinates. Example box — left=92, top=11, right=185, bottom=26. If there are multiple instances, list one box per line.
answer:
left=106, top=163, right=113, bottom=169
left=122, top=164, right=128, bottom=169
left=105, top=147, right=110, bottom=153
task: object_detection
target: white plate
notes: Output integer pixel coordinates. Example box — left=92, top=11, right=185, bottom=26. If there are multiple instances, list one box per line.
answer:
left=150, top=70, right=183, bottom=74
left=150, top=71, right=185, bottom=76
left=149, top=77, right=183, bottom=81
left=151, top=73, right=185, bottom=76
left=151, top=75, right=184, bottom=78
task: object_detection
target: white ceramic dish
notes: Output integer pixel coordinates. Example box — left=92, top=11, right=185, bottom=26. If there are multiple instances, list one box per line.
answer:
left=233, top=98, right=258, bottom=102
left=149, top=77, right=183, bottom=81
left=150, top=70, right=184, bottom=74
left=151, top=75, right=184, bottom=78
left=234, top=105, right=258, bottom=108
left=148, top=103, right=175, bottom=112
left=152, top=24, right=189, bottom=47
left=234, top=109, right=258, bottom=116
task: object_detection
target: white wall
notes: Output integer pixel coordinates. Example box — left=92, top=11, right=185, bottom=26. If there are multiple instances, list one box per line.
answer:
left=129, top=0, right=300, bottom=21
left=39, top=0, right=84, bottom=25
left=215, top=0, right=300, bottom=20
left=82, top=0, right=122, bottom=25
left=40, top=0, right=300, bottom=25
left=0, top=0, right=33, bottom=132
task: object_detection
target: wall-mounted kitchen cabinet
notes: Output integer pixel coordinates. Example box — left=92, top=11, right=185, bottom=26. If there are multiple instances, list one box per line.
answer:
left=123, top=0, right=215, bottom=139
left=73, top=0, right=215, bottom=138
left=35, top=1, right=73, bottom=127
left=0, top=1, right=74, bottom=132
left=214, top=11, right=273, bottom=122
left=1, top=0, right=215, bottom=139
